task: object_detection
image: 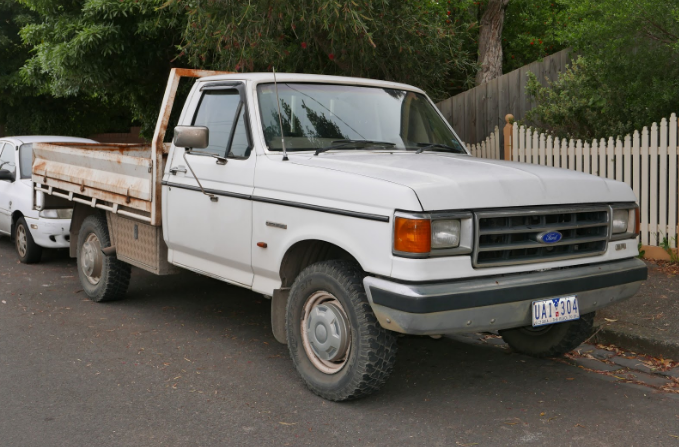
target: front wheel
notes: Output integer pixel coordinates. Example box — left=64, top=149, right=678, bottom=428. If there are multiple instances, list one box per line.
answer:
left=499, top=312, right=595, bottom=357
left=77, top=213, right=131, bottom=302
left=286, top=260, right=398, bottom=401
left=15, top=217, right=42, bottom=264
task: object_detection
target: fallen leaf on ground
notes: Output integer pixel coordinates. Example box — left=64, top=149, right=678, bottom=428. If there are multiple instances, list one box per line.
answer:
left=279, top=422, right=296, bottom=426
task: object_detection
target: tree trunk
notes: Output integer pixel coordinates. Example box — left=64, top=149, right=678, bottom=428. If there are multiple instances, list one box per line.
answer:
left=475, top=0, right=510, bottom=86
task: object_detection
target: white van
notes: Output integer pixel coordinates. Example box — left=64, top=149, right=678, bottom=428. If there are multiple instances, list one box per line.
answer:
left=0, top=135, right=97, bottom=263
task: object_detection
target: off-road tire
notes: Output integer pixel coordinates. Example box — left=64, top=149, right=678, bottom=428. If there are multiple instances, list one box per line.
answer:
left=77, top=213, right=131, bottom=302
left=499, top=312, right=595, bottom=357
left=286, top=260, right=398, bottom=401
left=15, top=217, right=42, bottom=264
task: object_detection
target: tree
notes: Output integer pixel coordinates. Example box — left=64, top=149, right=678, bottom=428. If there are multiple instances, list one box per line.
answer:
left=475, top=0, right=510, bottom=85
left=523, top=0, right=678, bottom=139
left=0, top=0, right=131, bottom=136
left=18, top=0, right=186, bottom=136
left=501, top=0, right=568, bottom=73
left=168, top=0, right=478, bottom=101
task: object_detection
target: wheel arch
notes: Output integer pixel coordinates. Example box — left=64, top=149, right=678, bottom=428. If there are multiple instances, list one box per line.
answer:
left=279, top=238, right=362, bottom=288
left=10, top=210, right=24, bottom=239
left=69, top=204, right=105, bottom=258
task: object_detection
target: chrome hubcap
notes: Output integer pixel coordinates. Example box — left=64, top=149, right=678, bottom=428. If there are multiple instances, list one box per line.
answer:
left=16, top=224, right=27, bottom=257
left=80, top=233, right=103, bottom=285
left=301, top=291, right=351, bottom=374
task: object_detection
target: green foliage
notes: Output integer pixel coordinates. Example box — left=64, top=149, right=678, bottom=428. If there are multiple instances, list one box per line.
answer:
left=659, top=236, right=679, bottom=263
left=522, top=0, right=678, bottom=140
left=167, top=0, right=478, bottom=101
left=637, top=242, right=645, bottom=259
left=0, top=0, right=133, bottom=136
left=502, top=0, right=568, bottom=72
left=17, top=0, right=186, bottom=136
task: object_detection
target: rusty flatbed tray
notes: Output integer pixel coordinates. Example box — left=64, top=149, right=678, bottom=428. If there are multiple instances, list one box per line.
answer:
left=32, top=142, right=157, bottom=221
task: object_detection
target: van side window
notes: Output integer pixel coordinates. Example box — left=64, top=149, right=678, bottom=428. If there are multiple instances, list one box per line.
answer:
left=0, top=143, right=16, bottom=176
left=192, top=89, right=251, bottom=158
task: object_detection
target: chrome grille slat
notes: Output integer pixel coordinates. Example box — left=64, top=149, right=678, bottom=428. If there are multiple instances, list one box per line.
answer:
left=473, top=206, right=610, bottom=268
left=479, top=221, right=609, bottom=235
left=477, top=235, right=609, bottom=252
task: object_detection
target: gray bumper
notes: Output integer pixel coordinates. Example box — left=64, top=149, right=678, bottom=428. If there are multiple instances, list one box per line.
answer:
left=363, top=258, right=647, bottom=335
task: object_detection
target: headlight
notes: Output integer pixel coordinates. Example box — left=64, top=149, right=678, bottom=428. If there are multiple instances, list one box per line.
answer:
left=431, top=219, right=461, bottom=248
left=612, top=209, right=630, bottom=233
left=610, top=205, right=639, bottom=240
left=393, top=212, right=472, bottom=257
left=39, top=208, right=73, bottom=219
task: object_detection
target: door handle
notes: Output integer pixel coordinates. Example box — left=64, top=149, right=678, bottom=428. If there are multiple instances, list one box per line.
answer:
left=169, top=165, right=187, bottom=175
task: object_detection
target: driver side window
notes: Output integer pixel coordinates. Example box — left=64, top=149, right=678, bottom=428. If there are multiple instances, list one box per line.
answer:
left=192, top=89, right=251, bottom=159
left=0, top=143, right=16, bottom=177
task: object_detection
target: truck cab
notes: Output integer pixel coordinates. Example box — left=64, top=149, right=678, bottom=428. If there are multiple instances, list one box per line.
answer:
left=32, top=70, right=647, bottom=401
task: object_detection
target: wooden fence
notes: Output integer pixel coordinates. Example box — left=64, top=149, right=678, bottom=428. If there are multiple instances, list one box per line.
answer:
left=436, top=48, right=572, bottom=147
left=467, top=126, right=501, bottom=160
left=501, top=114, right=678, bottom=248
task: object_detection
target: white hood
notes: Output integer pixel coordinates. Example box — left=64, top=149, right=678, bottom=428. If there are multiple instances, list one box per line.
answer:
left=291, top=152, right=636, bottom=211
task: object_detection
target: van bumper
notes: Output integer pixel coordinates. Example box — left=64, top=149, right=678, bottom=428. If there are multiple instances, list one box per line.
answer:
left=363, top=258, right=647, bottom=335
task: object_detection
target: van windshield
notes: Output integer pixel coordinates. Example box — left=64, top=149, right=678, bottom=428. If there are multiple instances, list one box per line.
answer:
left=256, top=83, right=466, bottom=154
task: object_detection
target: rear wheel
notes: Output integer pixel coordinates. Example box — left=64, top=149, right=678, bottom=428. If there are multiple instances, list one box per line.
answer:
left=77, top=213, right=131, bottom=302
left=15, top=217, right=42, bottom=264
left=499, top=312, right=595, bottom=357
left=286, top=260, right=398, bottom=401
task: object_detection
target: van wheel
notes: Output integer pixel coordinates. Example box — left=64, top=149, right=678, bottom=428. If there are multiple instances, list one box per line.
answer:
left=15, top=217, right=42, bottom=264
left=499, top=312, right=595, bottom=357
left=286, top=260, right=397, bottom=401
left=77, top=213, right=131, bottom=302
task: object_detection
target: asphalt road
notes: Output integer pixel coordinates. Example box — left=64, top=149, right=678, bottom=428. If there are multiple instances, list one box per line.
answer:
left=0, top=238, right=677, bottom=447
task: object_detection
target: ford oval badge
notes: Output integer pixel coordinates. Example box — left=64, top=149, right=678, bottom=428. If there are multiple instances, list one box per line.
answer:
left=537, top=231, right=563, bottom=244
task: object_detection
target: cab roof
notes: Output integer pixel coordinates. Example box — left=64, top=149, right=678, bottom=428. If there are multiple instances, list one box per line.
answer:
left=197, top=72, right=427, bottom=95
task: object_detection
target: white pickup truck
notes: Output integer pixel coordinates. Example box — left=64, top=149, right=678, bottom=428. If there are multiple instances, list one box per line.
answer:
left=32, top=69, right=647, bottom=401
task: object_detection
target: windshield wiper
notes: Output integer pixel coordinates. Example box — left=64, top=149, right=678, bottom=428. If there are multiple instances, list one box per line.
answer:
left=315, top=139, right=396, bottom=156
left=413, top=143, right=466, bottom=154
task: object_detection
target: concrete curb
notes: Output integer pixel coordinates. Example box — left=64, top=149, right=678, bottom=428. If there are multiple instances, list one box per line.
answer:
left=591, top=323, right=679, bottom=361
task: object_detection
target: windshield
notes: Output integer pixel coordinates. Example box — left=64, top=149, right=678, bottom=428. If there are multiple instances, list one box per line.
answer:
left=19, top=144, right=33, bottom=179
left=256, top=83, right=466, bottom=154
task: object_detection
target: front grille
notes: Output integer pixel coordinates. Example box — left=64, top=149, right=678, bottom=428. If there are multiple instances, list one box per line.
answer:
left=473, top=206, right=610, bottom=268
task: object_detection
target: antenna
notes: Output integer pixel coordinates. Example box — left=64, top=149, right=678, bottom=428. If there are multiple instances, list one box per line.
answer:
left=273, top=67, right=288, bottom=161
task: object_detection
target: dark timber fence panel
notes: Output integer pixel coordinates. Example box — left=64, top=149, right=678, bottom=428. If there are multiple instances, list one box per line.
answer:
left=439, top=48, right=572, bottom=146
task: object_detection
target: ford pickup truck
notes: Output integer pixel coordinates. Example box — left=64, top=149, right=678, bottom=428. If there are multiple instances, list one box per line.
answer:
left=31, top=69, right=647, bottom=401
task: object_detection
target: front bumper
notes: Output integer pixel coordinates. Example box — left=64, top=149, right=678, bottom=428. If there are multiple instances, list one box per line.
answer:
left=363, top=258, right=647, bottom=335
left=24, top=217, right=71, bottom=248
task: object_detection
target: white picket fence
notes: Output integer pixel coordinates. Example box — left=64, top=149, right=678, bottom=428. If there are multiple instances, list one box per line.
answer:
left=466, top=126, right=501, bottom=160
left=505, top=114, right=678, bottom=247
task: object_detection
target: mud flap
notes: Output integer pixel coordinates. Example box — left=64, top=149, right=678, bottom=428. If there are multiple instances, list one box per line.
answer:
left=271, top=288, right=290, bottom=344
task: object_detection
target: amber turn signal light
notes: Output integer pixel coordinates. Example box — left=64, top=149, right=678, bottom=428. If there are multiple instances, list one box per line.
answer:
left=394, top=217, right=431, bottom=253
left=634, top=208, right=640, bottom=235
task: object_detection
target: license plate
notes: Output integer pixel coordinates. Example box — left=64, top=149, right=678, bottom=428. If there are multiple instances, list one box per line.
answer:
left=532, top=296, right=580, bottom=327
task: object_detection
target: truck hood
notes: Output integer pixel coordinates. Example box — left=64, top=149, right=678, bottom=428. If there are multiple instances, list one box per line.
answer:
left=291, top=152, right=636, bottom=210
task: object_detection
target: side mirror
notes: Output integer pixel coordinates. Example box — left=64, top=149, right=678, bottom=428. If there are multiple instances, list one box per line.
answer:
left=173, top=126, right=209, bottom=149
left=0, top=169, right=14, bottom=182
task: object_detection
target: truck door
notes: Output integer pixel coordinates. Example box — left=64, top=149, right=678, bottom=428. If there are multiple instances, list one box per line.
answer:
left=163, top=82, right=256, bottom=287
left=0, top=142, right=16, bottom=234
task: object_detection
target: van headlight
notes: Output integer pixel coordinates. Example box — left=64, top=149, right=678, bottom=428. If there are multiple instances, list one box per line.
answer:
left=610, top=205, right=639, bottom=240
left=39, top=209, right=73, bottom=219
left=393, top=212, right=472, bottom=257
